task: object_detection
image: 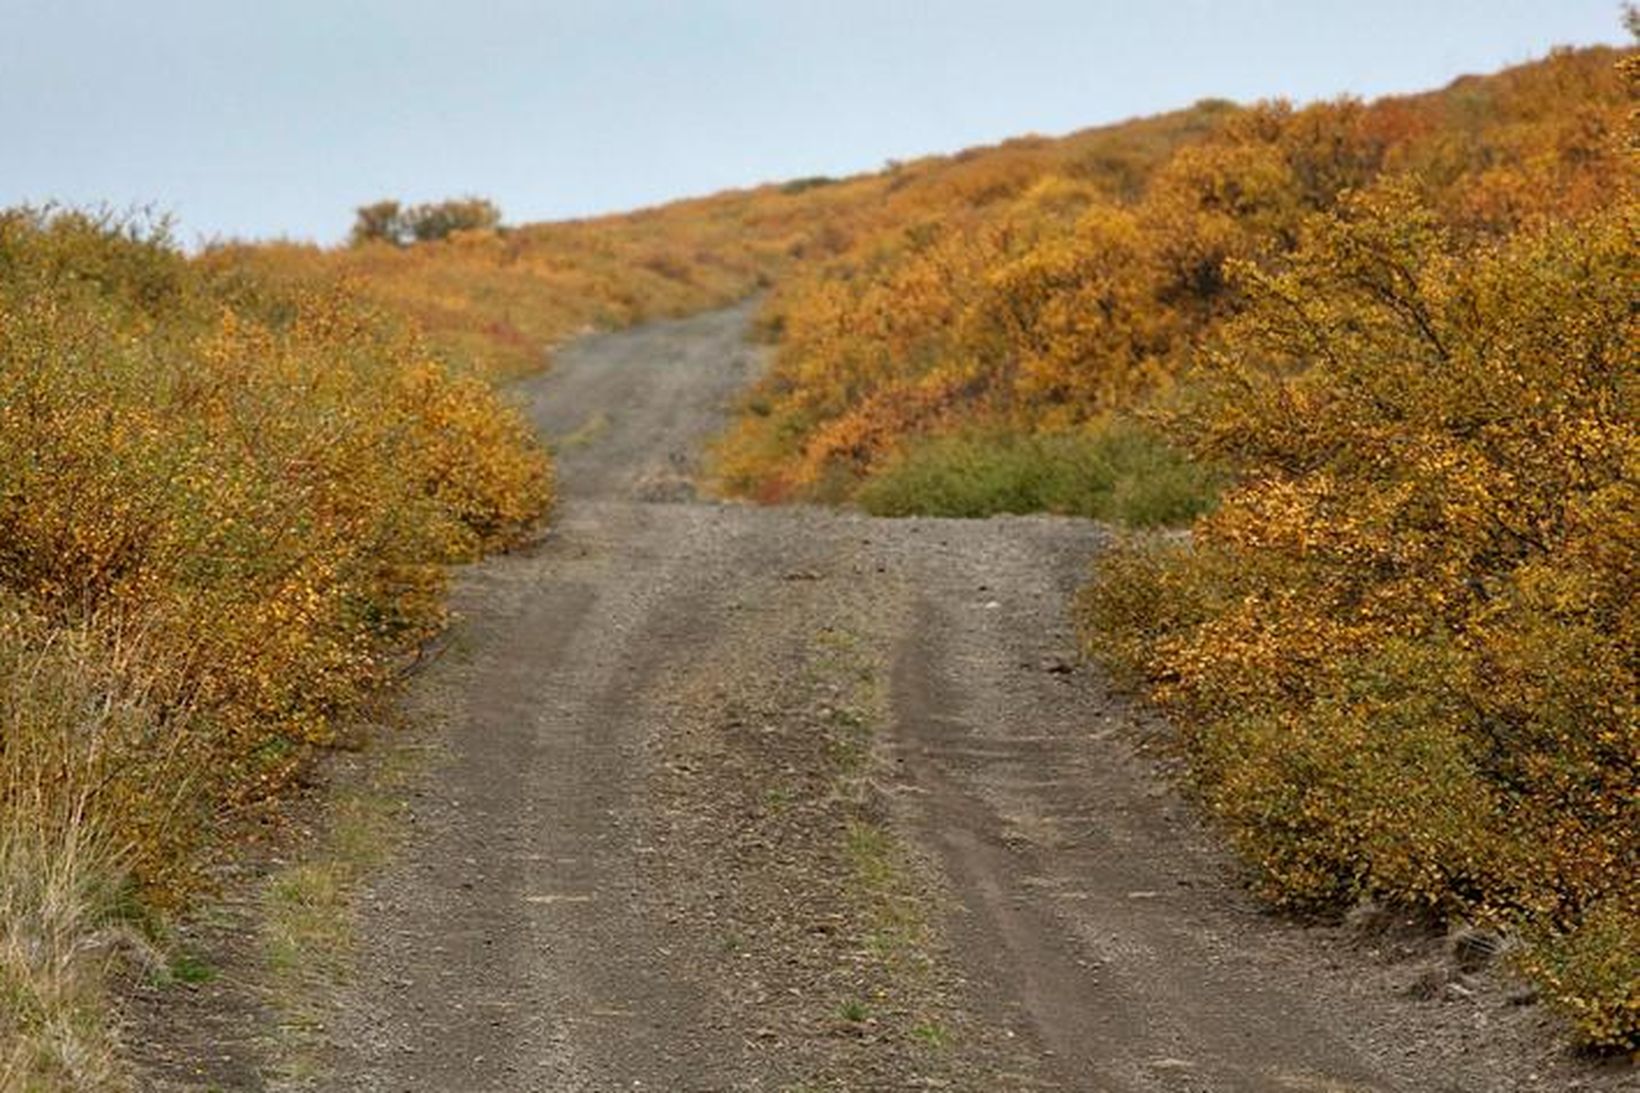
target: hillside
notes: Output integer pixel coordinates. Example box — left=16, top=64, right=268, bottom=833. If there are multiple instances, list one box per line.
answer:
left=206, top=96, right=1237, bottom=382
left=709, top=42, right=1637, bottom=1051
left=714, top=45, right=1632, bottom=510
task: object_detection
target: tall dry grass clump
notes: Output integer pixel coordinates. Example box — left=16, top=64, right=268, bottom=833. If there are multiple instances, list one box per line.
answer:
left=0, top=208, right=551, bottom=1086
left=0, top=608, right=187, bottom=1090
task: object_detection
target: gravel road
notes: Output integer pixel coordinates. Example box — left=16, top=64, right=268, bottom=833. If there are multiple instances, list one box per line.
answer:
left=311, top=301, right=1627, bottom=1092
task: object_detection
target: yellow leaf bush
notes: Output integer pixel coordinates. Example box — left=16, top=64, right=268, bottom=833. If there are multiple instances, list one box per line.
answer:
left=1081, top=188, right=1637, bottom=1048
left=0, top=209, right=551, bottom=1084
left=1, top=204, right=552, bottom=856
left=715, top=47, right=1630, bottom=517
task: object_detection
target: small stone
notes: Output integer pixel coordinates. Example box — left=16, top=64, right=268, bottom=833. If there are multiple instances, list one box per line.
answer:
left=1149, top=1057, right=1194, bottom=1071
left=1506, top=986, right=1540, bottom=1006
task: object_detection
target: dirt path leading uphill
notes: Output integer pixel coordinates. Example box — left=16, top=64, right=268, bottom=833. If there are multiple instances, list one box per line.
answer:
left=291, top=302, right=1620, bottom=1091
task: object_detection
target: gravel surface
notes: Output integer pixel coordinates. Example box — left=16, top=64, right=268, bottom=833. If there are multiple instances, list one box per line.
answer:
left=137, top=301, right=1635, bottom=1091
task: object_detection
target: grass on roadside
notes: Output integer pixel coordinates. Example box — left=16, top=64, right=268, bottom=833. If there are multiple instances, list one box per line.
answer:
left=258, top=731, right=430, bottom=1085
left=854, top=420, right=1218, bottom=527
left=811, top=627, right=948, bottom=1051
left=0, top=609, right=180, bottom=1092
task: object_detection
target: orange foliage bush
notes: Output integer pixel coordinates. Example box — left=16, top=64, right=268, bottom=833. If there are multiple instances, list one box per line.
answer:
left=716, top=47, right=1631, bottom=509
left=1, top=204, right=551, bottom=854
left=0, top=208, right=555, bottom=1081
left=1082, top=186, right=1637, bottom=1048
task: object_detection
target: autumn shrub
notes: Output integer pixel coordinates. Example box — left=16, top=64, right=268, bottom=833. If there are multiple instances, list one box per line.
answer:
left=855, top=421, right=1217, bottom=526
left=350, top=200, right=409, bottom=246
left=1079, top=186, right=1637, bottom=1049
left=710, top=118, right=1329, bottom=502
left=405, top=197, right=503, bottom=242
left=0, top=208, right=552, bottom=1082
left=717, top=47, right=1632, bottom=512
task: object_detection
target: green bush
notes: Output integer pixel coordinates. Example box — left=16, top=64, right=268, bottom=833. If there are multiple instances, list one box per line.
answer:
left=349, top=196, right=502, bottom=246
left=855, top=420, right=1218, bottom=526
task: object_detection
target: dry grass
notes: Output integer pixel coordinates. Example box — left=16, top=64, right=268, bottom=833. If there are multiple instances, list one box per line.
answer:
left=0, top=611, right=186, bottom=1091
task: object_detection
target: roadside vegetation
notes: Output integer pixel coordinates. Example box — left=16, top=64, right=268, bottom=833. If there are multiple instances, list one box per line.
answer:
left=717, top=41, right=1636, bottom=1050
left=0, top=209, right=550, bottom=1087
left=1082, top=188, right=1636, bottom=1049
left=854, top=421, right=1217, bottom=526
left=716, top=46, right=1630, bottom=526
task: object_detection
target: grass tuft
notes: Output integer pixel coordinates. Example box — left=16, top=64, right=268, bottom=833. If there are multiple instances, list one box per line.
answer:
left=0, top=608, right=179, bottom=1092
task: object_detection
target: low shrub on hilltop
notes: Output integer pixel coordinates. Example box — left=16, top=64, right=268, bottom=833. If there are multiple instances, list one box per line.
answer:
left=348, top=196, right=504, bottom=246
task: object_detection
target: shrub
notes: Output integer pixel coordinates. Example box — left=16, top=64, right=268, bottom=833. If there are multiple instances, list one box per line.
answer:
left=781, top=176, right=838, bottom=195
left=349, top=197, right=503, bottom=247
left=717, top=47, right=1631, bottom=507
left=855, top=421, right=1217, bottom=526
left=350, top=199, right=406, bottom=246
left=1081, top=187, right=1637, bottom=1049
left=405, top=197, right=502, bottom=243
left=0, top=208, right=552, bottom=1080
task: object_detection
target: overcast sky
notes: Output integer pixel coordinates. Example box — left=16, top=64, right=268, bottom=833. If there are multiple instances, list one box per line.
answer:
left=2, top=1, right=1628, bottom=245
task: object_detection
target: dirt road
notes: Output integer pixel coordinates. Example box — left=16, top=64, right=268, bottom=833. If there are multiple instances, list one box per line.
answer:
left=310, top=302, right=1617, bottom=1091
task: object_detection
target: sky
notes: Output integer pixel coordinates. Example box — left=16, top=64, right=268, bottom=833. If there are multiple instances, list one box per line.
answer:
left=2, top=1, right=1629, bottom=245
